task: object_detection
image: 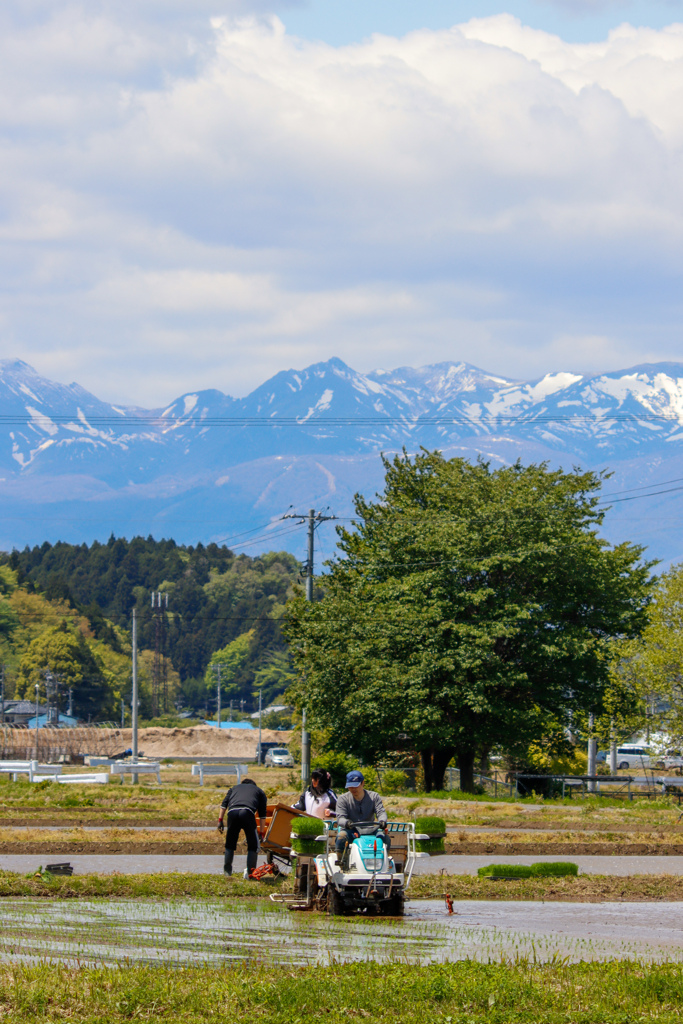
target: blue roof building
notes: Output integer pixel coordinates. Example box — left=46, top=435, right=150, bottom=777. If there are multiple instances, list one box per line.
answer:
left=204, top=720, right=254, bottom=730
left=27, top=713, right=80, bottom=729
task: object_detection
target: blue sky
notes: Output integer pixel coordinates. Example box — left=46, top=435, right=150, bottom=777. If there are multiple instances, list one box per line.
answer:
left=282, top=1, right=683, bottom=45
left=0, top=1, right=682, bottom=404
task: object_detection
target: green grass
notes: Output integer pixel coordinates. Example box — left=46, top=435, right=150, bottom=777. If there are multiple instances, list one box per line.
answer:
left=0, top=868, right=681, bottom=902
left=478, top=862, right=578, bottom=879
left=0, top=868, right=284, bottom=900
left=2, top=960, right=683, bottom=1022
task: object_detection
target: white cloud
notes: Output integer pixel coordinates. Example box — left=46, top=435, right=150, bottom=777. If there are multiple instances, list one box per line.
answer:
left=0, top=7, right=682, bottom=402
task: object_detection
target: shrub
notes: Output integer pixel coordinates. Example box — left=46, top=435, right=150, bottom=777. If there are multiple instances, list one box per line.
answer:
left=381, top=769, right=410, bottom=793
left=311, top=751, right=358, bottom=790
left=311, top=751, right=379, bottom=792
left=414, top=815, right=446, bottom=854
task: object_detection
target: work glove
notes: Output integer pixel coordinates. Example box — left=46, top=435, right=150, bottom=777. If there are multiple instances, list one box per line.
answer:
left=217, top=820, right=224, bottom=834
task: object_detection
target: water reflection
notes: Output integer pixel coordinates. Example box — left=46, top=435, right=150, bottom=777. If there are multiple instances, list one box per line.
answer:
left=2, top=899, right=683, bottom=966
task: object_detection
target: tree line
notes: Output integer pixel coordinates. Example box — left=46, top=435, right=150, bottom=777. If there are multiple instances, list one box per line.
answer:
left=2, top=538, right=301, bottom=717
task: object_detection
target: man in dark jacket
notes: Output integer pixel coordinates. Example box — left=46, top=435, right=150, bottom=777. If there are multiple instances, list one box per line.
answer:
left=218, top=778, right=268, bottom=877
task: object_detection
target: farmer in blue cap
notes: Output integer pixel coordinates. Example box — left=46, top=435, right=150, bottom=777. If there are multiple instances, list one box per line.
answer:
left=334, top=770, right=388, bottom=866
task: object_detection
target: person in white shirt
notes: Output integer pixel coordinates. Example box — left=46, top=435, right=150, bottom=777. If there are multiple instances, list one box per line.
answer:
left=292, top=768, right=337, bottom=819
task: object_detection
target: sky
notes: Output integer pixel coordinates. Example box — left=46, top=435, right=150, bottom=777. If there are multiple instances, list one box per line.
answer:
left=1, top=0, right=683, bottom=405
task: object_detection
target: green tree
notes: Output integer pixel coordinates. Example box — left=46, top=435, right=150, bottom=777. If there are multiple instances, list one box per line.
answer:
left=614, top=564, right=683, bottom=746
left=16, top=621, right=118, bottom=720
left=205, top=630, right=254, bottom=718
left=254, top=649, right=296, bottom=707
left=285, top=452, right=654, bottom=791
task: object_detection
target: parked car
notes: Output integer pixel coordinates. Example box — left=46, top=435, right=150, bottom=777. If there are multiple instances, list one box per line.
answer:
left=264, top=747, right=295, bottom=768
left=615, top=745, right=652, bottom=770
left=652, top=751, right=683, bottom=771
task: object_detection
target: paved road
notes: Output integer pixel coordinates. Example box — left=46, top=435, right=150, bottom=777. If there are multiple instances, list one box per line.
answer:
left=419, top=854, right=683, bottom=876
left=6, top=852, right=683, bottom=875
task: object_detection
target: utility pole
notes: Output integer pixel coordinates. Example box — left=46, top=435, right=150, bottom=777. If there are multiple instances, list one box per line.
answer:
left=67, top=687, right=73, bottom=718
left=257, top=688, right=262, bottom=765
left=306, top=509, right=315, bottom=600
left=0, top=665, right=4, bottom=726
left=132, top=607, right=139, bottom=785
left=34, top=682, right=39, bottom=759
left=282, top=507, right=336, bottom=785
left=609, top=717, right=617, bottom=775
left=587, top=711, right=596, bottom=792
left=121, top=698, right=125, bottom=729
left=212, top=664, right=222, bottom=730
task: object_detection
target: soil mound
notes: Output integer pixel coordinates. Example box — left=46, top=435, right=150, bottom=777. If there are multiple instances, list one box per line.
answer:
left=114, top=725, right=292, bottom=759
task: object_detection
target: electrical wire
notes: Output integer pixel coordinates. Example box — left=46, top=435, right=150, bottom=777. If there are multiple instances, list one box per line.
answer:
left=4, top=411, right=683, bottom=427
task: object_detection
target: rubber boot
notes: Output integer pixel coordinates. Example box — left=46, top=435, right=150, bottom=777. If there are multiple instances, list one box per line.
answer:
left=224, top=849, right=234, bottom=876
left=244, top=849, right=258, bottom=879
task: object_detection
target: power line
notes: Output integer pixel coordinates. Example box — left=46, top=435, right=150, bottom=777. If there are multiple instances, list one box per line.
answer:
left=600, top=484, right=683, bottom=504
left=4, top=411, right=683, bottom=427
left=600, top=475, right=683, bottom=498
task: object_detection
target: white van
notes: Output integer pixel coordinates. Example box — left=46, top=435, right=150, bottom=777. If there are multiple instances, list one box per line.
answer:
left=616, top=745, right=652, bottom=770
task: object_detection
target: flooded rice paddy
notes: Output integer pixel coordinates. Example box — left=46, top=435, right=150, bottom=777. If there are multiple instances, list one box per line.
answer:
left=2, top=898, right=683, bottom=966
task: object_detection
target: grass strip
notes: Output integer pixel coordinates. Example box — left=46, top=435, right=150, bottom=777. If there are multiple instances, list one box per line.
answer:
left=478, top=862, right=578, bottom=879
left=2, top=960, right=683, bottom=1022
left=1, top=869, right=683, bottom=901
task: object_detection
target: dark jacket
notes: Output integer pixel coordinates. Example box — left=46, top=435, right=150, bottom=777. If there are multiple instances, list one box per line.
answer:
left=221, top=781, right=268, bottom=817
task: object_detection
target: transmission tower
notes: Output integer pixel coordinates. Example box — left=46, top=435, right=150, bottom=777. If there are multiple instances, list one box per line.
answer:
left=151, top=591, right=169, bottom=716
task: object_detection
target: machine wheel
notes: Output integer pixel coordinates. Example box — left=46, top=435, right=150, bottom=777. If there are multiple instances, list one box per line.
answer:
left=618, top=761, right=629, bottom=770
left=383, top=892, right=404, bottom=916
left=327, top=887, right=348, bottom=916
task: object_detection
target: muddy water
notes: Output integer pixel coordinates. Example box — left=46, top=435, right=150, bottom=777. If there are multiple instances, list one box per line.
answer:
left=2, top=899, right=683, bottom=966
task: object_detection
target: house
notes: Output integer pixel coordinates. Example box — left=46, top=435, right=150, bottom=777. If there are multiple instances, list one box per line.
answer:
left=0, top=700, right=40, bottom=727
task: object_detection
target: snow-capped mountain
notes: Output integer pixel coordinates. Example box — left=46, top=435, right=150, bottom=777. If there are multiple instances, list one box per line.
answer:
left=1, top=356, right=683, bottom=564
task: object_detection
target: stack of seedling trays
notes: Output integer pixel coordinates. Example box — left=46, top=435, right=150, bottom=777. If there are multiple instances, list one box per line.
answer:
left=413, top=816, right=446, bottom=854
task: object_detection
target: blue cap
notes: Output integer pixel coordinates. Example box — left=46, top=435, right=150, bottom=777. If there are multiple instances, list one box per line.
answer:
left=345, top=770, right=364, bottom=788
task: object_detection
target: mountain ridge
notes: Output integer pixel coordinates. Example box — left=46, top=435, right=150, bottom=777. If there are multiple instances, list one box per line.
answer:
left=1, top=356, right=683, bottom=564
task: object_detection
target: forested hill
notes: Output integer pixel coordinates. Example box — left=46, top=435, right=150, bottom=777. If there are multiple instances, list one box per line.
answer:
left=3, top=537, right=301, bottom=710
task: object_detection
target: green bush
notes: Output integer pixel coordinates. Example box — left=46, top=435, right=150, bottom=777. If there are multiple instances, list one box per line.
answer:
left=478, top=861, right=578, bottom=879
left=311, top=751, right=358, bottom=790
left=381, top=768, right=410, bottom=793
left=414, top=815, right=446, bottom=854
left=311, top=752, right=378, bottom=792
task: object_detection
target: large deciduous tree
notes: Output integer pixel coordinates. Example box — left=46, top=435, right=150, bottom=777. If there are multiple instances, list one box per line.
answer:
left=16, top=620, right=118, bottom=720
left=611, top=564, right=683, bottom=746
left=284, top=452, right=654, bottom=791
